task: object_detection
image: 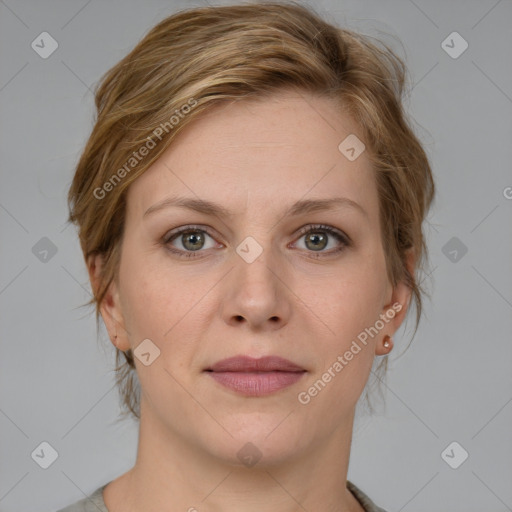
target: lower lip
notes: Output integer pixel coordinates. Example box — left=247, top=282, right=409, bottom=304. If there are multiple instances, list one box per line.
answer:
left=206, top=371, right=306, bottom=396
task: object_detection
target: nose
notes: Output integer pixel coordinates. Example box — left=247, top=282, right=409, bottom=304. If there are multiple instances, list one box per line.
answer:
left=220, top=246, right=292, bottom=332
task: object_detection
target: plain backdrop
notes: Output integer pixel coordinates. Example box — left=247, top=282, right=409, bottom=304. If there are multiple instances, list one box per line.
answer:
left=1, top=1, right=511, bottom=511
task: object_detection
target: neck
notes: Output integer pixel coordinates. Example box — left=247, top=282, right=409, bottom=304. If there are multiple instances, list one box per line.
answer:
left=106, top=398, right=363, bottom=512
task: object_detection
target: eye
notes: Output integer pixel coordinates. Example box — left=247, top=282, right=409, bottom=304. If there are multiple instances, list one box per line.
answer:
left=292, top=224, right=351, bottom=257
left=162, top=223, right=351, bottom=260
left=163, top=225, right=220, bottom=259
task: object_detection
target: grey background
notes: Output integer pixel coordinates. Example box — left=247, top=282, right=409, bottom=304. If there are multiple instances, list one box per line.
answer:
left=1, top=1, right=511, bottom=511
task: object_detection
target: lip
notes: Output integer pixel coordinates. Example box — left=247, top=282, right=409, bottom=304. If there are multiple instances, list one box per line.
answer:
left=204, top=356, right=306, bottom=396
left=206, top=356, right=305, bottom=372
left=206, top=355, right=305, bottom=373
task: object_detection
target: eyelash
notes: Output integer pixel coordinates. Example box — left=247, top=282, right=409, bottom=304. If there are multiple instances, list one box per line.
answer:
left=162, top=224, right=351, bottom=259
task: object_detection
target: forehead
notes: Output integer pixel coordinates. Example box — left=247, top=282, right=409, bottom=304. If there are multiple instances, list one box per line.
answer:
left=126, top=90, right=378, bottom=222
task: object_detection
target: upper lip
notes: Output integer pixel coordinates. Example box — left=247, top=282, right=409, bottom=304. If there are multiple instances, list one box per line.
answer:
left=206, top=355, right=305, bottom=372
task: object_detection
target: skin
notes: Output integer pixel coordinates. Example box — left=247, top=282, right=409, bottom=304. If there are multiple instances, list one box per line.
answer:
left=88, top=89, right=413, bottom=512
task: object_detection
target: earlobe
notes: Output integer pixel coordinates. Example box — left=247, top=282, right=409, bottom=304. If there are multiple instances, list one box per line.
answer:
left=87, top=253, right=130, bottom=352
left=376, top=248, right=415, bottom=356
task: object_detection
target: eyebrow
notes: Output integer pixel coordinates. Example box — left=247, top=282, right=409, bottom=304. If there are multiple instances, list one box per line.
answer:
left=143, top=195, right=368, bottom=219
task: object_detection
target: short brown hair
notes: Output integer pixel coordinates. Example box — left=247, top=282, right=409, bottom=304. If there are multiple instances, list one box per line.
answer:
left=67, top=1, right=435, bottom=421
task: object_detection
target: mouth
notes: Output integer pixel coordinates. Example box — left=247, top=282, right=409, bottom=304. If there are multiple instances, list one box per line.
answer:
left=205, top=355, right=305, bottom=373
left=204, top=355, right=306, bottom=396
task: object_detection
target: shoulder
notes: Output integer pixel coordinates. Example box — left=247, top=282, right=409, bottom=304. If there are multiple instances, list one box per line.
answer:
left=55, top=483, right=109, bottom=512
left=347, top=480, right=389, bottom=512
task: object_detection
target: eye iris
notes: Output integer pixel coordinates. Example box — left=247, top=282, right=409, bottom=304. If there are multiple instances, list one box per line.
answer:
left=182, top=231, right=204, bottom=251
left=175, top=229, right=335, bottom=253
left=305, top=232, right=327, bottom=251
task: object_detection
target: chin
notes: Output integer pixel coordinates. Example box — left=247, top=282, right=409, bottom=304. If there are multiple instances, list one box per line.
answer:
left=201, top=419, right=310, bottom=469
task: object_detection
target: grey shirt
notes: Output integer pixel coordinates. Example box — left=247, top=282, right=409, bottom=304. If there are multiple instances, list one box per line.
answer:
left=55, top=480, right=387, bottom=511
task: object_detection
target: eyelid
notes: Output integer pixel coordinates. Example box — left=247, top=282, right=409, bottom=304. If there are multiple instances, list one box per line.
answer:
left=293, top=223, right=351, bottom=245
left=163, top=223, right=351, bottom=260
left=164, top=224, right=349, bottom=245
left=163, top=224, right=223, bottom=244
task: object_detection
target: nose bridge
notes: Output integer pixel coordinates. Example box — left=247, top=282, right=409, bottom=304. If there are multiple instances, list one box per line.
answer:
left=233, top=234, right=279, bottom=301
left=221, top=233, right=290, bottom=328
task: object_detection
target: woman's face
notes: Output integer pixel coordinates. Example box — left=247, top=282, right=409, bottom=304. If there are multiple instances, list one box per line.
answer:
left=96, top=90, right=411, bottom=466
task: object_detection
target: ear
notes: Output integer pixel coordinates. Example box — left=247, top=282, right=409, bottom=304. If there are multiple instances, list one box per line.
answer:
left=375, top=247, right=415, bottom=356
left=87, top=253, right=130, bottom=351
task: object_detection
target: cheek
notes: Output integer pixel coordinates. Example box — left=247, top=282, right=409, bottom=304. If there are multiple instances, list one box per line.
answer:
left=302, top=270, right=383, bottom=411
left=302, top=251, right=388, bottom=378
left=118, top=243, right=172, bottom=340
left=119, top=249, right=214, bottom=364
left=123, top=277, right=180, bottom=340
left=119, top=270, right=195, bottom=392
left=311, top=257, right=387, bottom=332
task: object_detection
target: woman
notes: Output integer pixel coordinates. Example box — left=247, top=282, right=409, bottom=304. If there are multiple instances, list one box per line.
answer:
left=59, top=2, right=435, bottom=511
